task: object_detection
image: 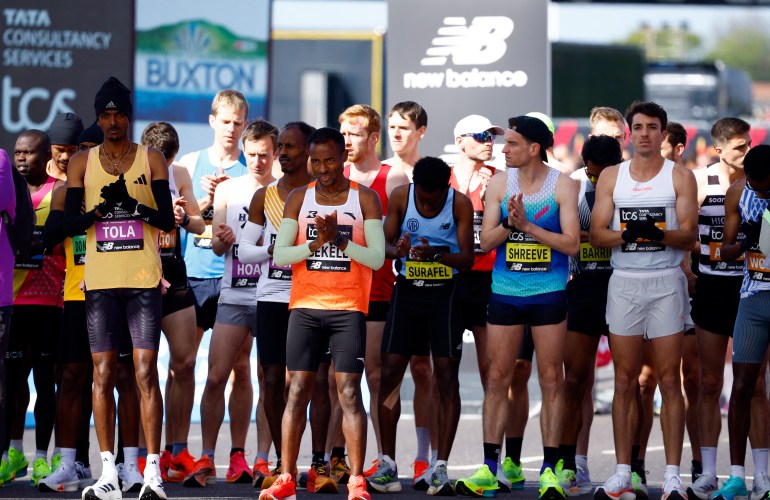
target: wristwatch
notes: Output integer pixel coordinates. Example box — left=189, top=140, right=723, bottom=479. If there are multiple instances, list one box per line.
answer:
left=180, top=213, right=191, bottom=227
left=431, top=252, right=442, bottom=263
left=333, top=233, right=346, bottom=247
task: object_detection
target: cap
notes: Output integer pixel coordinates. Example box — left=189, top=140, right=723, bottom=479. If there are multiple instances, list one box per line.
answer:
left=525, top=111, right=555, bottom=134
left=453, top=114, right=504, bottom=139
left=78, top=122, right=103, bottom=146
left=47, top=112, right=84, bottom=146
left=509, top=115, right=553, bottom=162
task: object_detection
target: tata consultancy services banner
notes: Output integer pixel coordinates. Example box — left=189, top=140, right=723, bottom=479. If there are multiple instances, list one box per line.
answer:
left=134, top=0, right=269, bottom=154
left=386, top=0, right=549, bottom=159
left=0, top=2, right=133, bottom=151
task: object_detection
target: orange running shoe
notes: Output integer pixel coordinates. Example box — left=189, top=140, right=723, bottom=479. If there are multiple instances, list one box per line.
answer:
left=261, top=462, right=283, bottom=490
left=159, top=450, right=172, bottom=482
left=413, top=459, right=431, bottom=490
left=253, top=458, right=272, bottom=488
left=183, top=455, right=216, bottom=487
left=363, top=460, right=379, bottom=478
left=309, top=461, right=338, bottom=494
left=348, top=474, right=372, bottom=500
left=226, top=451, right=254, bottom=483
left=167, top=448, right=196, bottom=483
left=137, top=457, right=146, bottom=476
left=259, top=472, right=296, bottom=500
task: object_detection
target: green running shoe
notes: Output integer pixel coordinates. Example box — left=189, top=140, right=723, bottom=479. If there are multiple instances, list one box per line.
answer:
left=539, top=467, right=566, bottom=500
left=31, top=457, right=52, bottom=486
left=8, top=447, right=28, bottom=479
left=0, top=459, right=13, bottom=487
left=555, top=460, right=579, bottom=497
left=50, top=453, right=61, bottom=473
left=632, top=471, right=649, bottom=499
left=455, top=465, right=499, bottom=498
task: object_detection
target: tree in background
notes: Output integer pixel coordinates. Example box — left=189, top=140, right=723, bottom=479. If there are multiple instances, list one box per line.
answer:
left=621, top=21, right=702, bottom=61
left=707, top=18, right=770, bottom=82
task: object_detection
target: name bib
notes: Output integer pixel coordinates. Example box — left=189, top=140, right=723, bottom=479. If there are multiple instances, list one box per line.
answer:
left=95, top=219, right=144, bottom=253
left=620, top=207, right=666, bottom=252
left=231, top=244, right=260, bottom=287
left=505, top=231, right=551, bottom=272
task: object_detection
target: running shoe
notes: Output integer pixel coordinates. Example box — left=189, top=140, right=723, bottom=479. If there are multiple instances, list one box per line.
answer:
left=253, top=458, right=272, bottom=488
left=137, top=457, right=146, bottom=476
left=82, top=474, right=121, bottom=500
left=262, top=462, right=283, bottom=490
left=348, top=474, right=372, bottom=500
left=331, top=456, right=351, bottom=484
left=8, top=447, right=28, bottom=479
left=454, top=464, right=499, bottom=498
left=138, top=475, right=167, bottom=500
left=159, top=450, right=171, bottom=482
left=39, top=460, right=79, bottom=492
left=577, top=464, right=593, bottom=495
left=711, top=476, right=749, bottom=500
left=661, top=474, right=687, bottom=500
left=367, top=459, right=401, bottom=493
left=183, top=455, right=216, bottom=487
left=75, top=461, right=94, bottom=488
left=0, top=459, right=12, bottom=487
left=594, top=472, right=634, bottom=500
left=692, top=461, right=703, bottom=482
left=688, top=472, right=718, bottom=500
left=226, top=451, right=254, bottom=483
left=120, top=462, right=143, bottom=493
left=427, top=463, right=454, bottom=496
left=555, top=460, right=579, bottom=497
left=633, top=471, right=649, bottom=500
left=167, top=448, right=195, bottom=483
left=259, top=472, right=296, bottom=500
left=414, top=460, right=430, bottom=489
left=364, top=460, right=379, bottom=478
left=309, top=460, right=338, bottom=493
left=540, top=467, right=566, bottom=500
left=31, top=457, right=52, bottom=486
left=753, top=473, right=770, bottom=500
left=501, top=457, right=525, bottom=491
left=497, top=461, right=512, bottom=493
left=51, top=453, right=61, bottom=473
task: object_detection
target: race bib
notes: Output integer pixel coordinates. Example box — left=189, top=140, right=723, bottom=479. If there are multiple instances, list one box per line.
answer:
left=472, top=210, right=483, bottom=253
left=14, top=226, right=44, bottom=270
left=193, top=222, right=213, bottom=249
left=73, top=233, right=86, bottom=265
left=231, top=244, right=260, bottom=287
left=95, top=219, right=144, bottom=252
left=707, top=226, right=744, bottom=272
left=620, top=207, right=666, bottom=252
left=747, top=249, right=770, bottom=283
left=505, top=231, right=551, bottom=272
left=267, top=234, right=291, bottom=280
left=305, top=224, right=352, bottom=272
left=578, top=242, right=612, bottom=272
left=159, top=230, right=177, bottom=259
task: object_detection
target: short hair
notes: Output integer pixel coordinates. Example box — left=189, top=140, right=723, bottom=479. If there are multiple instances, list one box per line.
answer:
left=18, top=130, right=52, bottom=153
left=666, top=122, right=687, bottom=149
left=413, top=156, right=451, bottom=192
left=243, top=119, right=279, bottom=150
left=389, top=101, right=428, bottom=129
left=308, top=127, right=346, bottom=155
left=625, top=101, right=668, bottom=131
left=211, top=89, right=248, bottom=117
left=710, top=117, right=750, bottom=147
left=581, top=135, right=622, bottom=168
left=140, top=122, right=179, bottom=161
left=744, top=145, right=770, bottom=183
left=339, top=104, right=381, bottom=136
left=283, top=121, right=316, bottom=147
left=589, top=106, right=625, bottom=133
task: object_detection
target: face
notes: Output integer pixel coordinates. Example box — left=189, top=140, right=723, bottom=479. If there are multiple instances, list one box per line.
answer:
left=629, top=114, right=665, bottom=158
left=660, top=138, right=676, bottom=162
left=457, top=131, right=495, bottom=163
left=388, top=112, right=424, bottom=156
left=501, top=129, right=533, bottom=169
left=308, top=141, right=347, bottom=188
left=79, top=141, right=99, bottom=152
left=715, top=133, right=752, bottom=170
left=244, top=137, right=276, bottom=179
left=276, top=127, right=309, bottom=175
left=97, top=110, right=130, bottom=142
left=584, top=160, right=607, bottom=185
left=747, top=175, right=770, bottom=200
left=14, top=134, right=50, bottom=178
left=340, top=117, right=377, bottom=164
left=51, top=143, right=79, bottom=173
left=209, top=106, right=247, bottom=150
left=591, top=120, right=626, bottom=147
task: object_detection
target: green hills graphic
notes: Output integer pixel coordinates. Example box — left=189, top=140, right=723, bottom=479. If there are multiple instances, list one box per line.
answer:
left=137, top=19, right=267, bottom=58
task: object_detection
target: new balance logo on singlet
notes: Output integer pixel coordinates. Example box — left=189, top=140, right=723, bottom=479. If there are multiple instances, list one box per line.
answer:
left=133, top=174, right=148, bottom=185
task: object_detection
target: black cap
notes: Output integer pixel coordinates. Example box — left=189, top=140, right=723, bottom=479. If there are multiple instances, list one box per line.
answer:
left=48, top=112, right=84, bottom=146
left=508, top=115, right=553, bottom=162
left=94, top=76, right=132, bottom=120
left=78, top=122, right=103, bottom=146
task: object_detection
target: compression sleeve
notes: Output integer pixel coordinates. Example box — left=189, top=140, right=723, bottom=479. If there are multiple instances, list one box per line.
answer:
left=63, top=187, right=98, bottom=237
left=342, top=219, right=385, bottom=271
left=237, top=221, right=271, bottom=264
left=43, top=210, right=67, bottom=250
left=136, top=180, right=175, bottom=233
left=273, top=218, right=312, bottom=267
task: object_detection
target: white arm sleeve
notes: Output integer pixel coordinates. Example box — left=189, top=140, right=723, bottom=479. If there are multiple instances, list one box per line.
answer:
left=237, top=221, right=271, bottom=264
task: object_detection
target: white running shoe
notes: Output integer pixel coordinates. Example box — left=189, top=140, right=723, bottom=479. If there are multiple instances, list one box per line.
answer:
left=139, top=476, right=168, bottom=500
left=75, top=461, right=95, bottom=487
left=39, top=461, right=79, bottom=492
left=687, top=472, right=718, bottom=500
left=577, top=464, right=592, bottom=495
left=82, top=475, right=121, bottom=500
left=594, top=472, right=635, bottom=500
left=662, top=474, right=687, bottom=500
left=752, top=473, right=770, bottom=500
left=120, top=462, right=143, bottom=493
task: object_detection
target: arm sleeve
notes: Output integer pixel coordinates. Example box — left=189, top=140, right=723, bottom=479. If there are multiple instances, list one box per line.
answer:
left=43, top=210, right=67, bottom=249
left=63, top=188, right=99, bottom=237
left=136, top=180, right=175, bottom=233
left=342, top=219, right=385, bottom=271
left=273, top=218, right=312, bottom=267
left=237, top=221, right=271, bottom=264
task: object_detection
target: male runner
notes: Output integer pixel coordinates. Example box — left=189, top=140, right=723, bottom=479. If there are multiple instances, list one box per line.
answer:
left=46, top=112, right=84, bottom=181
left=383, top=101, right=427, bottom=182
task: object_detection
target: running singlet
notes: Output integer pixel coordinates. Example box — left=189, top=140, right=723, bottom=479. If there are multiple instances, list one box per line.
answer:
left=738, top=186, right=770, bottom=298
left=220, top=177, right=260, bottom=305
left=159, top=165, right=188, bottom=290
left=83, top=145, right=162, bottom=290
left=611, top=159, right=682, bottom=271
left=698, top=166, right=743, bottom=276
left=449, top=166, right=497, bottom=272
left=492, top=167, right=569, bottom=297
left=571, top=177, right=612, bottom=276
left=289, top=181, right=370, bottom=313
left=182, top=148, right=247, bottom=279
left=257, top=181, right=292, bottom=303
left=344, top=163, right=396, bottom=302
left=13, top=176, right=65, bottom=307
left=397, top=185, right=459, bottom=287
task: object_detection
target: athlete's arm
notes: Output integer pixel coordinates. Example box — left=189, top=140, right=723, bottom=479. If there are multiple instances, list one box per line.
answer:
left=480, top=171, right=510, bottom=252
left=173, top=164, right=205, bottom=235
left=336, top=186, right=385, bottom=271
left=238, top=187, right=270, bottom=264
left=444, top=191, right=475, bottom=270
left=43, top=184, right=67, bottom=249
left=660, top=166, right=698, bottom=250
left=385, top=165, right=410, bottom=197
left=383, top=185, right=408, bottom=259
left=589, top=165, right=623, bottom=249
left=515, top=174, right=579, bottom=256
left=211, top=178, right=234, bottom=256
left=718, top=179, right=745, bottom=262
left=273, top=186, right=317, bottom=267
left=63, top=151, right=101, bottom=237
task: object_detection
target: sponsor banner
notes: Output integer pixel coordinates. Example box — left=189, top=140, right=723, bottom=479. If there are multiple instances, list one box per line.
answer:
left=0, top=2, right=133, bottom=150
left=386, top=0, right=548, bottom=158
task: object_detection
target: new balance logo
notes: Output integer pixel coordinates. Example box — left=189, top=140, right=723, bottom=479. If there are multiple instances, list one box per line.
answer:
left=439, top=222, right=451, bottom=230
left=133, top=174, right=148, bottom=185
left=420, top=16, right=514, bottom=66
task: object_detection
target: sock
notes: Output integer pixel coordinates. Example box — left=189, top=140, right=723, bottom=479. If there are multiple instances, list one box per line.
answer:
left=692, top=459, right=703, bottom=476
left=124, top=447, right=139, bottom=467
left=435, top=459, right=447, bottom=468
left=10, top=439, right=23, bottom=453
left=632, top=457, right=646, bottom=476
left=506, top=437, right=523, bottom=463
left=256, top=451, right=269, bottom=462
left=230, top=447, right=245, bottom=457
left=664, top=464, right=680, bottom=480
left=431, top=450, right=438, bottom=464
left=145, top=454, right=160, bottom=479
left=730, top=465, right=745, bottom=480
left=483, top=443, right=500, bottom=476
left=378, top=452, right=384, bottom=462
left=559, top=444, right=577, bottom=471
left=542, top=447, right=559, bottom=474
left=35, top=449, right=47, bottom=461
left=53, top=447, right=61, bottom=457
left=172, top=442, right=188, bottom=457
left=383, top=455, right=396, bottom=469
left=101, top=451, right=117, bottom=478
left=138, top=447, right=148, bottom=459
left=312, top=451, right=325, bottom=464
left=415, top=427, right=430, bottom=463
left=753, top=448, right=769, bottom=475
left=202, top=449, right=215, bottom=461
left=76, top=439, right=90, bottom=466
left=276, top=451, right=282, bottom=463
left=60, top=448, right=76, bottom=468
left=576, top=455, right=588, bottom=470
left=324, top=452, right=331, bottom=464
left=631, top=445, right=641, bottom=462
left=616, top=464, right=632, bottom=478
left=701, top=447, right=717, bottom=476
left=164, top=444, right=173, bottom=453
left=331, top=447, right=345, bottom=460
left=1, top=452, right=7, bottom=461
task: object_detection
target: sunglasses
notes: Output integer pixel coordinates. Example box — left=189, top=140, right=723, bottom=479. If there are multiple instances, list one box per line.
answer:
left=584, top=168, right=601, bottom=184
left=746, top=178, right=770, bottom=196
left=461, top=130, right=496, bottom=143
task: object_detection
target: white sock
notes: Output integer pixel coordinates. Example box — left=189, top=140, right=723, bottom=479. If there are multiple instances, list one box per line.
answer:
left=730, top=465, right=746, bottom=480
left=701, top=447, right=718, bottom=476
left=10, top=440, right=23, bottom=453
left=753, top=448, right=769, bottom=476
left=61, top=448, right=76, bottom=468
left=431, top=450, right=438, bottom=464
left=145, top=454, right=160, bottom=480
left=324, top=452, right=331, bottom=464
left=576, top=455, right=588, bottom=469
left=664, top=465, right=680, bottom=480
left=435, top=460, right=447, bottom=468
left=415, top=427, right=430, bottom=463
left=123, top=447, right=139, bottom=467
left=616, top=464, right=632, bottom=478
left=100, top=451, right=117, bottom=478
left=53, top=447, right=61, bottom=456
left=383, top=455, right=396, bottom=469
left=378, top=452, right=383, bottom=462
left=35, top=450, right=47, bottom=461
